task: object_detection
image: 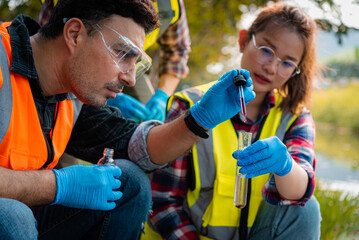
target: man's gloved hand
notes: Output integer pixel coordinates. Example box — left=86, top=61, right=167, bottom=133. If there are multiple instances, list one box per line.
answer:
left=233, top=136, right=293, bottom=178
left=52, top=165, right=123, bottom=211
left=190, top=69, right=255, bottom=129
left=107, top=93, right=150, bottom=123
left=145, top=89, right=169, bottom=122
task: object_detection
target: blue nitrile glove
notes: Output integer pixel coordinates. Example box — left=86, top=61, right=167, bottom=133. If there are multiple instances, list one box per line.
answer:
left=107, top=93, right=150, bottom=123
left=233, top=136, right=293, bottom=178
left=145, top=89, right=169, bottom=122
left=52, top=164, right=123, bottom=211
left=190, top=69, right=255, bottom=129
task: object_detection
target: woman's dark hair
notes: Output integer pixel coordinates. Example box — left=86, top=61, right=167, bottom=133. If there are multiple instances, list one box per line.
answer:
left=39, top=0, right=159, bottom=38
left=247, top=3, right=321, bottom=114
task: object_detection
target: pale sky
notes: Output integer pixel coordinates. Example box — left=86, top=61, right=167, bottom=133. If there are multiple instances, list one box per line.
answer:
left=285, top=0, right=359, bottom=29
left=239, top=0, right=359, bottom=29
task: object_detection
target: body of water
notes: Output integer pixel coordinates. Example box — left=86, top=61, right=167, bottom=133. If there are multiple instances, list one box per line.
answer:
left=316, top=152, right=359, bottom=196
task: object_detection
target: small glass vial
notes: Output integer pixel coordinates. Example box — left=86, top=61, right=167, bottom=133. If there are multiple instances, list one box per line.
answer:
left=97, top=148, right=115, bottom=166
left=234, top=131, right=252, bottom=208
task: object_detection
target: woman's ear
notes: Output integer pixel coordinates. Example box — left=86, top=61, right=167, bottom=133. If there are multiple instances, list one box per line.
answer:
left=239, top=29, right=249, bottom=52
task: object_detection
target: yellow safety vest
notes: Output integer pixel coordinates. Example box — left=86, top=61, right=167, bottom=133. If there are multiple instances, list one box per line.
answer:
left=143, top=81, right=297, bottom=239
left=144, top=0, right=180, bottom=51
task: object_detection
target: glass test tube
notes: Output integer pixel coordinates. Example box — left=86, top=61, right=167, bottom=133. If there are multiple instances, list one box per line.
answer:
left=234, top=131, right=252, bottom=208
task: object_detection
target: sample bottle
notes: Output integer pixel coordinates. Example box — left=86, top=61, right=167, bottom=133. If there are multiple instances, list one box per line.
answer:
left=234, top=131, right=252, bottom=208
left=97, top=148, right=115, bottom=166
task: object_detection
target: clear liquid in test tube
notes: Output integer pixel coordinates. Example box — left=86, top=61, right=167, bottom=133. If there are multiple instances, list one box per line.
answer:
left=234, top=131, right=252, bottom=208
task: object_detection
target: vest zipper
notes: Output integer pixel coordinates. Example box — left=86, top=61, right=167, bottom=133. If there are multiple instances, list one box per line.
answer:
left=41, top=102, right=59, bottom=169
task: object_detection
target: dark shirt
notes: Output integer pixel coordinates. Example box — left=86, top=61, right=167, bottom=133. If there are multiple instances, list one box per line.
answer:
left=7, top=15, right=138, bottom=164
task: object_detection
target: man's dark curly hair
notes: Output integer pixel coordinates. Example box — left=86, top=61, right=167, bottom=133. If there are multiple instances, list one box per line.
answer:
left=39, top=0, right=159, bottom=38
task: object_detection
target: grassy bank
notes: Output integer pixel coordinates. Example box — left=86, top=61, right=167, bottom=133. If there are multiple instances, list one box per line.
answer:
left=316, top=182, right=359, bottom=239
left=312, top=82, right=359, bottom=238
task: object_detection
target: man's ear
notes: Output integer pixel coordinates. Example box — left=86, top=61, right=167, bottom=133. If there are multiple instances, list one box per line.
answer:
left=239, top=29, right=249, bottom=52
left=63, top=18, right=86, bottom=55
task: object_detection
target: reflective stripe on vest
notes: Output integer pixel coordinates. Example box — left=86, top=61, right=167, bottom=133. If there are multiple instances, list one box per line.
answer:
left=143, top=0, right=180, bottom=51
left=169, top=82, right=296, bottom=239
left=0, top=32, right=12, bottom=145
left=0, top=22, right=83, bottom=170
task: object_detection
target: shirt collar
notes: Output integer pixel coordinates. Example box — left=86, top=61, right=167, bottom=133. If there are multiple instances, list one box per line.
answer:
left=8, top=14, right=40, bottom=79
left=264, top=90, right=276, bottom=115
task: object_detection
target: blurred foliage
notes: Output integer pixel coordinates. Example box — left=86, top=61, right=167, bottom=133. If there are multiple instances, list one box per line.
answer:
left=312, top=82, right=359, bottom=133
left=316, top=181, right=359, bottom=239
left=0, top=0, right=358, bottom=87
left=313, top=0, right=357, bottom=45
left=0, top=0, right=41, bottom=21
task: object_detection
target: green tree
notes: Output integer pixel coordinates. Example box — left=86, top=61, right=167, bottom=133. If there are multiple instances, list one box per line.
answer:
left=0, top=0, right=41, bottom=21
left=1, top=0, right=358, bottom=87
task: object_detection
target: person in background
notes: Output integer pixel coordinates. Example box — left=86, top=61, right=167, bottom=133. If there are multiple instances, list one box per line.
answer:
left=146, top=3, right=322, bottom=240
left=39, top=0, right=191, bottom=123
left=0, top=0, right=254, bottom=239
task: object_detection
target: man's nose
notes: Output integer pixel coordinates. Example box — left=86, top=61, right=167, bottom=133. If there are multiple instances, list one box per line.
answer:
left=119, top=69, right=136, bottom=87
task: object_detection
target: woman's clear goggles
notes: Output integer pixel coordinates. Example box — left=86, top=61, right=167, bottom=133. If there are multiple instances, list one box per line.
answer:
left=252, top=34, right=300, bottom=78
left=96, top=24, right=151, bottom=79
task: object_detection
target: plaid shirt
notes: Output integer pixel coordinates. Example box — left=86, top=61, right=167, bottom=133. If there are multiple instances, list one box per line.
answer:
left=149, top=90, right=316, bottom=239
left=157, top=0, right=191, bottom=79
left=38, top=0, right=191, bottom=80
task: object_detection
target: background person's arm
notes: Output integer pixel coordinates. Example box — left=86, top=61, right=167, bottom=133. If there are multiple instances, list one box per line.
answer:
left=144, top=0, right=191, bottom=122
left=156, top=0, right=191, bottom=96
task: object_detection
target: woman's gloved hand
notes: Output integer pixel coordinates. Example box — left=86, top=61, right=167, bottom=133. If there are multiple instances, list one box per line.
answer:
left=233, top=136, right=293, bottom=178
left=52, top=165, right=123, bottom=211
left=190, top=69, right=255, bottom=129
left=145, top=89, right=169, bottom=122
left=107, top=93, right=150, bottom=123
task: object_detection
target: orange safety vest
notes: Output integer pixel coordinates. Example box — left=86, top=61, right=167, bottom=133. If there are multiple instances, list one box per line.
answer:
left=0, top=21, right=82, bottom=170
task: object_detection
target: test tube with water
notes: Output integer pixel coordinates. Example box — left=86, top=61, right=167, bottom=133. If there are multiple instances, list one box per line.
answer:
left=234, top=131, right=252, bottom=208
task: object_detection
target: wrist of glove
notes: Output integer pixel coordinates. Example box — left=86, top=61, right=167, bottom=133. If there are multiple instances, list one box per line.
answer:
left=145, top=89, right=169, bottom=122
left=190, top=69, right=255, bottom=129
left=107, top=93, right=150, bottom=123
left=233, top=136, right=293, bottom=178
left=52, top=164, right=123, bottom=211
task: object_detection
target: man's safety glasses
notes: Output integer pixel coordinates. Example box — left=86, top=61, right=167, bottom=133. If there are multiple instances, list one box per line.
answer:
left=96, top=24, right=151, bottom=79
left=252, top=34, right=300, bottom=78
